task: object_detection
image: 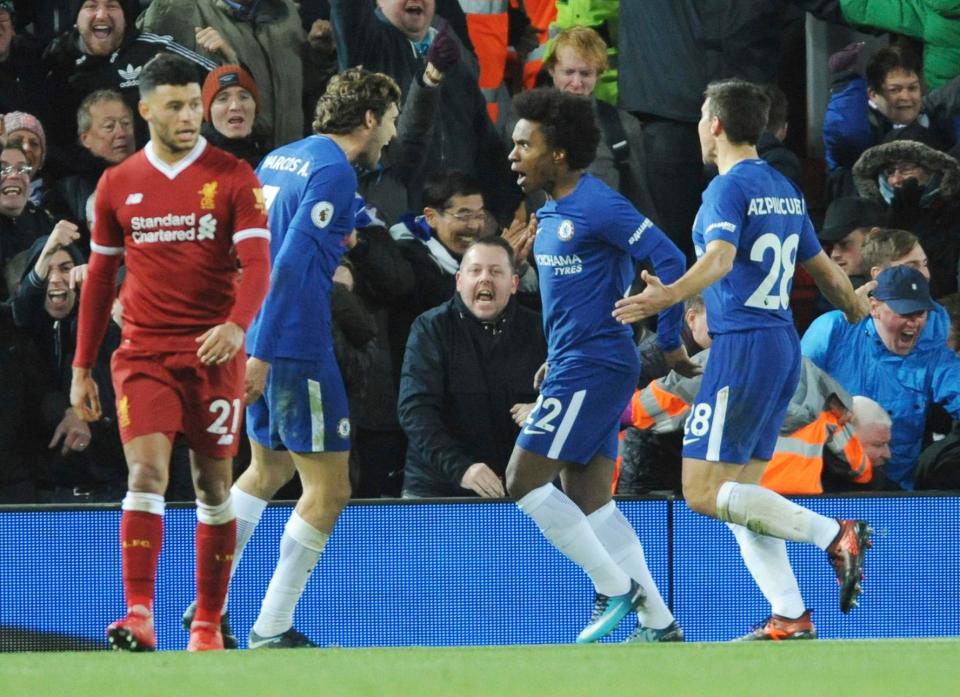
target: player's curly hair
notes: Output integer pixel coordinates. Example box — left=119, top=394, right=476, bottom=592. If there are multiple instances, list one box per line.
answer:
left=139, top=54, right=202, bottom=98
left=703, top=79, right=770, bottom=146
left=313, top=67, right=401, bottom=135
left=512, top=88, right=599, bottom=170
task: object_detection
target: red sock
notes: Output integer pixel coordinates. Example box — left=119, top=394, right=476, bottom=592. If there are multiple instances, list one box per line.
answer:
left=120, top=510, right=163, bottom=613
left=194, top=520, right=237, bottom=625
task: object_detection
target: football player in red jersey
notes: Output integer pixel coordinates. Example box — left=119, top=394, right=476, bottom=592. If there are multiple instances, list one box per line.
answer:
left=70, top=53, right=271, bottom=652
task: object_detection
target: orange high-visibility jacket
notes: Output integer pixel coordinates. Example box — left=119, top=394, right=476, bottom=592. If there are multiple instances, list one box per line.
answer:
left=461, top=0, right=514, bottom=123
left=628, top=350, right=873, bottom=495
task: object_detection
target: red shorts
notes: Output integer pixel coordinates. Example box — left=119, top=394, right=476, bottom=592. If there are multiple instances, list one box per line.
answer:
left=111, top=344, right=245, bottom=458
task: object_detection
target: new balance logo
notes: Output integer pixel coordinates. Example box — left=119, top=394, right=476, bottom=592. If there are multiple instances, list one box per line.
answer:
left=118, top=63, right=142, bottom=88
left=125, top=193, right=143, bottom=205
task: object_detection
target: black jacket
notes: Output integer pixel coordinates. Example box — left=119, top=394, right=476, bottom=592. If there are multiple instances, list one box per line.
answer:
left=12, top=237, right=125, bottom=490
left=854, top=138, right=960, bottom=299
left=0, top=205, right=55, bottom=297
left=0, top=34, right=50, bottom=121
left=398, top=294, right=545, bottom=497
left=619, top=0, right=844, bottom=121
left=330, top=0, right=519, bottom=223
left=42, top=0, right=217, bottom=152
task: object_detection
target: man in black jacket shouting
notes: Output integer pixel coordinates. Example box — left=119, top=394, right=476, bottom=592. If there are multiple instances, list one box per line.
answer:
left=398, top=235, right=545, bottom=497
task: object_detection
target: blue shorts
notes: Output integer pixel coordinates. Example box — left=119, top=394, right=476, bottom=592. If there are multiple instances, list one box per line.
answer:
left=516, top=360, right=637, bottom=465
left=682, top=327, right=800, bottom=464
left=246, top=356, right=350, bottom=453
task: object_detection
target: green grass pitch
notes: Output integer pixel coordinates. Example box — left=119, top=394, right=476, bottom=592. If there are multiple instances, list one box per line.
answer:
left=2, top=640, right=958, bottom=697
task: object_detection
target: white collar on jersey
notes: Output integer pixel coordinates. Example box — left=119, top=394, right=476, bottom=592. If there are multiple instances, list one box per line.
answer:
left=144, top=136, right=208, bottom=180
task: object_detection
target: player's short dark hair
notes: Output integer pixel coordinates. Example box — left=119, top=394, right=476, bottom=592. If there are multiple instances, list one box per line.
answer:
left=463, top=235, right=517, bottom=273
left=704, top=79, right=770, bottom=146
left=860, top=227, right=920, bottom=272
left=77, top=89, right=129, bottom=135
left=866, top=45, right=923, bottom=94
left=422, top=170, right=484, bottom=210
left=313, top=66, right=401, bottom=135
left=761, top=83, right=789, bottom=135
left=138, top=54, right=202, bottom=98
left=512, top=87, right=600, bottom=170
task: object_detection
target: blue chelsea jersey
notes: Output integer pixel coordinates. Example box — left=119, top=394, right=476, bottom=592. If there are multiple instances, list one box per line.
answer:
left=247, top=135, right=358, bottom=361
left=692, top=159, right=821, bottom=334
left=534, top=174, right=685, bottom=369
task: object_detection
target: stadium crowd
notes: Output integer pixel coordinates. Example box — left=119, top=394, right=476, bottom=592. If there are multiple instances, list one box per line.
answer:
left=0, top=0, right=958, bottom=512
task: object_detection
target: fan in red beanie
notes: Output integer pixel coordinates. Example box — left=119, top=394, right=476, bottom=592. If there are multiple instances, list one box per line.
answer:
left=200, top=65, right=266, bottom=167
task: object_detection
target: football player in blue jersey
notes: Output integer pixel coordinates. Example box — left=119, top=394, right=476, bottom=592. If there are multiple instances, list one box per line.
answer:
left=614, top=79, right=875, bottom=637
left=182, top=67, right=401, bottom=649
left=505, top=88, right=690, bottom=644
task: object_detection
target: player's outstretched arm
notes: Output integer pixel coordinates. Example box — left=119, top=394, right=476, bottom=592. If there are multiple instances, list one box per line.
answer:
left=801, top=249, right=869, bottom=324
left=71, top=251, right=123, bottom=422
left=613, top=240, right=736, bottom=324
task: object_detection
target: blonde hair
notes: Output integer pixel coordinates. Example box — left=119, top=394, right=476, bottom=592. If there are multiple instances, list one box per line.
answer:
left=545, top=26, right=608, bottom=74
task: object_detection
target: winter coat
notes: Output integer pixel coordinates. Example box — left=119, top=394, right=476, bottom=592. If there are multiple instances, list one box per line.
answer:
left=398, top=294, right=545, bottom=497
left=330, top=0, right=519, bottom=223
left=840, top=0, right=960, bottom=90
left=853, top=138, right=960, bottom=298
left=0, top=34, right=50, bottom=121
left=11, top=237, right=125, bottom=491
left=624, top=349, right=875, bottom=495
left=823, top=73, right=960, bottom=172
left=42, top=0, right=217, bottom=151
left=619, top=0, right=844, bottom=121
left=802, top=309, right=960, bottom=489
left=200, top=122, right=269, bottom=170
left=138, top=0, right=307, bottom=148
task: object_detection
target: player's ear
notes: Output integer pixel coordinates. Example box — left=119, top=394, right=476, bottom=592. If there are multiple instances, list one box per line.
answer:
left=710, top=115, right=722, bottom=137
left=363, top=109, right=377, bottom=130
left=552, top=148, right=566, bottom=163
left=423, top=206, right=440, bottom=229
left=138, top=99, right=150, bottom=122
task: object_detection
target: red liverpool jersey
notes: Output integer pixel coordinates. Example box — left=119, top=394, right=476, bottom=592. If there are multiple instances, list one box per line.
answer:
left=92, top=137, right=270, bottom=352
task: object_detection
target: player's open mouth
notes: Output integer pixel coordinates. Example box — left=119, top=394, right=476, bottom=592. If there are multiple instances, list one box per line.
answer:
left=1, top=184, right=22, bottom=196
left=227, top=115, right=246, bottom=125
left=476, top=288, right=494, bottom=302
left=92, top=24, right=113, bottom=39
left=404, top=2, right=425, bottom=17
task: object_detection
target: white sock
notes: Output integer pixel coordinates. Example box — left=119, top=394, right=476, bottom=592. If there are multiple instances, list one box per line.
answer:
left=587, top=501, right=674, bottom=629
left=716, top=481, right=841, bottom=549
left=222, top=485, right=268, bottom=612
left=727, top=523, right=806, bottom=618
left=517, top=483, right=630, bottom=597
left=252, top=511, right=329, bottom=638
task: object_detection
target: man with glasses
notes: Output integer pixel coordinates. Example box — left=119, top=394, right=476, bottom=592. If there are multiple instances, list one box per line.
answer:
left=389, top=170, right=492, bottom=380
left=0, top=142, right=59, bottom=292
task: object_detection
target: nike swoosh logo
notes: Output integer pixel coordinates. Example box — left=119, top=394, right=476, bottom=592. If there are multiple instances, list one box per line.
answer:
left=246, top=635, right=279, bottom=649
left=523, top=427, right=546, bottom=436
left=682, top=437, right=700, bottom=445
